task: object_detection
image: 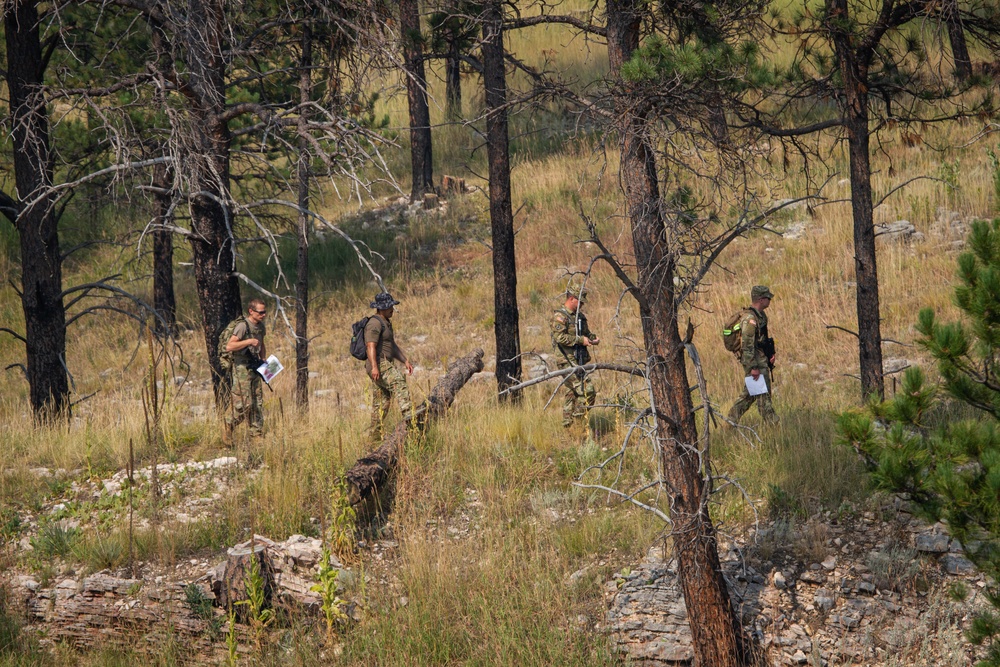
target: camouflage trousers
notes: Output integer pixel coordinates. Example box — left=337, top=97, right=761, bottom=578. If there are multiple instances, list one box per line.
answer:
left=222, top=365, right=264, bottom=435
left=370, top=360, right=413, bottom=443
left=728, top=368, right=778, bottom=425
left=558, top=363, right=596, bottom=428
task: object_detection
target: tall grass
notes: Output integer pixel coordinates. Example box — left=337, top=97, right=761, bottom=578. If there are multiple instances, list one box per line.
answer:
left=1, top=1, right=998, bottom=662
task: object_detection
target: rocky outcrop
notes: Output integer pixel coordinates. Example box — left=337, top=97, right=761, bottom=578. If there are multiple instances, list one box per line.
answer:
left=607, top=506, right=984, bottom=666
left=12, top=534, right=347, bottom=655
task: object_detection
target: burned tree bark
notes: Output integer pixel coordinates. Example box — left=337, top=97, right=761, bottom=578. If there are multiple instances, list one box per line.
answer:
left=346, top=348, right=484, bottom=516
left=482, top=0, right=522, bottom=402
left=401, top=0, right=434, bottom=199
left=295, top=18, right=313, bottom=411
left=2, top=0, right=70, bottom=420
left=828, top=0, right=884, bottom=401
left=152, top=162, right=177, bottom=336
left=605, top=0, right=755, bottom=664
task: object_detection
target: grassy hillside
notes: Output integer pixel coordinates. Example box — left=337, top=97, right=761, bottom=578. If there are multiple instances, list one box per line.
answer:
left=1, top=4, right=998, bottom=665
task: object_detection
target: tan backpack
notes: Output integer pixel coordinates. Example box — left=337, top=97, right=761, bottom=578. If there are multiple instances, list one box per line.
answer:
left=722, top=309, right=748, bottom=354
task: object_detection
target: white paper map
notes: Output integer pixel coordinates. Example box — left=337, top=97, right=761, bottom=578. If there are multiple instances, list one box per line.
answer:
left=744, top=374, right=768, bottom=396
left=256, top=355, right=284, bottom=384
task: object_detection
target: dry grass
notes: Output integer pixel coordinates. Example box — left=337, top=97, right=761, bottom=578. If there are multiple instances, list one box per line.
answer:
left=1, top=4, right=999, bottom=663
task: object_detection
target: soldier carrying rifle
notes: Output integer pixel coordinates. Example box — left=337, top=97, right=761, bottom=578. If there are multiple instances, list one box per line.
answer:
left=551, top=286, right=599, bottom=429
left=727, top=285, right=779, bottom=425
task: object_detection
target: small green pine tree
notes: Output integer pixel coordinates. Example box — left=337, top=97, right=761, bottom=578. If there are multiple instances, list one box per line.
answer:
left=839, top=214, right=1000, bottom=666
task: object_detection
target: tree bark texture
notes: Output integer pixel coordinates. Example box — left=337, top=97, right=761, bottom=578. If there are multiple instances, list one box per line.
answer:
left=4, top=0, right=70, bottom=420
left=152, top=162, right=177, bottom=336
left=346, top=348, right=484, bottom=519
left=295, top=20, right=313, bottom=410
left=606, top=1, right=754, bottom=664
left=446, top=38, right=462, bottom=120
left=943, top=0, right=971, bottom=83
left=828, top=0, right=885, bottom=401
left=482, top=0, right=522, bottom=402
left=180, top=0, right=243, bottom=399
left=401, top=0, right=434, bottom=199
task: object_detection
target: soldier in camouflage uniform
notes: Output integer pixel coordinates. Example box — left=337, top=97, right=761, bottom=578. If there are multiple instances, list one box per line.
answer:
left=222, top=299, right=267, bottom=444
left=728, top=285, right=778, bottom=425
left=365, top=292, right=415, bottom=442
left=551, top=287, right=600, bottom=428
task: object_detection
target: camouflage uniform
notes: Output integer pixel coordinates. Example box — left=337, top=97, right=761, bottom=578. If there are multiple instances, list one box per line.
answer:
left=365, top=313, right=412, bottom=442
left=551, top=305, right=597, bottom=428
left=223, top=318, right=265, bottom=435
left=728, top=295, right=778, bottom=425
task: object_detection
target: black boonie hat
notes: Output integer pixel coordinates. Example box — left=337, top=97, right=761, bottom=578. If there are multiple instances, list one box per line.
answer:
left=371, top=292, right=400, bottom=309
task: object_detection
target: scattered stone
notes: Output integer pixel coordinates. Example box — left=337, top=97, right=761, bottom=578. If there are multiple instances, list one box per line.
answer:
left=875, top=220, right=919, bottom=243
left=800, top=570, right=827, bottom=585
left=773, top=571, right=787, bottom=589
left=942, top=554, right=976, bottom=576
left=814, top=589, right=836, bottom=612
left=882, top=358, right=910, bottom=375
left=792, top=649, right=808, bottom=664
left=821, top=556, right=837, bottom=571
left=915, top=532, right=950, bottom=553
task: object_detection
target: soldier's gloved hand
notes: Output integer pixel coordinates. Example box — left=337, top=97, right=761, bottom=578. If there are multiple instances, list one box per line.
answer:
left=590, top=336, right=600, bottom=346
left=582, top=336, right=593, bottom=347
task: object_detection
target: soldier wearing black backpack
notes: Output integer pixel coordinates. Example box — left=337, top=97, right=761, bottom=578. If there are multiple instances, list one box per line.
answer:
left=360, top=292, right=414, bottom=443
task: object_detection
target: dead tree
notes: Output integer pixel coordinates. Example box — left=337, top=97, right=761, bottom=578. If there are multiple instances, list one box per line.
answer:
left=480, top=0, right=522, bottom=402
left=346, top=348, right=484, bottom=519
left=1, top=0, right=69, bottom=420
left=401, top=0, right=434, bottom=198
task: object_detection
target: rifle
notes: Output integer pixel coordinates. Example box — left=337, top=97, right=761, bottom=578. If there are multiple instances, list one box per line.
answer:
left=573, top=315, right=587, bottom=375
left=760, top=336, right=776, bottom=370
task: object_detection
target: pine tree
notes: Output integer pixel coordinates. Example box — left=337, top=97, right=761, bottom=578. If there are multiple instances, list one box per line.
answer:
left=839, top=168, right=1000, bottom=662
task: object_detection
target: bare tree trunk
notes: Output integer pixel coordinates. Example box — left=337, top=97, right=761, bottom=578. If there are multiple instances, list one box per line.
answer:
left=401, top=0, right=434, bottom=199
left=482, top=0, right=522, bottom=402
left=943, top=0, right=972, bottom=83
left=606, top=1, right=753, bottom=664
left=446, top=38, right=462, bottom=120
left=829, top=0, right=885, bottom=401
left=4, top=0, right=70, bottom=421
left=183, top=0, right=243, bottom=400
left=152, top=162, right=177, bottom=336
left=295, top=18, right=313, bottom=411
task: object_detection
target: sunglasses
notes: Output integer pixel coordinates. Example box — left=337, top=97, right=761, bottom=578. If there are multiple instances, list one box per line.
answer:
left=252, top=309, right=267, bottom=315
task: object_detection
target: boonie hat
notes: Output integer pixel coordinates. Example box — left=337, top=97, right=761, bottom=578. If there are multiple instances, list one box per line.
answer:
left=566, top=286, right=589, bottom=301
left=371, top=292, right=400, bottom=309
left=751, top=285, right=774, bottom=300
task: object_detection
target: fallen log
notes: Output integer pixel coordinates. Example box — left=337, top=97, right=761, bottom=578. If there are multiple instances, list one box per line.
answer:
left=345, top=348, right=484, bottom=519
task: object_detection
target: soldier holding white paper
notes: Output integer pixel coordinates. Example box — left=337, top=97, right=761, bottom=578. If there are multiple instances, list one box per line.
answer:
left=728, top=286, right=778, bottom=425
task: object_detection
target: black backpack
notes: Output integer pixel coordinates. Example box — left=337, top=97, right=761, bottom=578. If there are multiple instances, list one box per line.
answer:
left=350, top=316, right=370, bottom=360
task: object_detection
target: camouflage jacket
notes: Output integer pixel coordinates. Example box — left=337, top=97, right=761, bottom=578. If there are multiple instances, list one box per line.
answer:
left=551, top=307, right=595, bottom=365
left=739, top=307, right=770, bottom=373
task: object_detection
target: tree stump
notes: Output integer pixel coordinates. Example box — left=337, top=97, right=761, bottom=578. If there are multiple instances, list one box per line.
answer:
left=346, top=348, right=484, bottom=522
left=215, top=541, right=276, bottom=618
